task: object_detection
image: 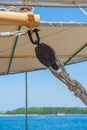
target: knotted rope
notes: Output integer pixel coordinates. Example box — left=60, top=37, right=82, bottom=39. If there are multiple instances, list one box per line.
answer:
left=49, top=56, right=87, bottom=105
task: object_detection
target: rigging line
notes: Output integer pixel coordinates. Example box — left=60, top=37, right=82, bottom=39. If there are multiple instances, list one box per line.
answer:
left=0, top=31, right=29, bottom=54
left=0, top=29, right=29, bottom=37
left=7, top=26, right=21, bottom=74
left=0, top=6, right=19, bottom=12
left=64, top=43, right=87, bottom=65
left=49, top=54, right=87, bottom=105
left=40, top=21, right=87, bottom=27
left=25, top=72, right=28, bottom=130
left=40, top=26, right=74, bottom=39
left=0, top=40, right=29, bottom=54
left=66, top=58, right=87, bottom=66
left=79, top=7, right=87, bottom=16
left=0, top=7, right=7, bottom=11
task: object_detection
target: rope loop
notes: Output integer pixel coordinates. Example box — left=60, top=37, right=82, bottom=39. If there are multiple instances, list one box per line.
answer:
left=49, top=56, right=87, bottom=105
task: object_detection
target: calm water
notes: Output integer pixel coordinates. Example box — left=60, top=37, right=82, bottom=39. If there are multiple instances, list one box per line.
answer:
left=0, top=114, right=87, bottom=130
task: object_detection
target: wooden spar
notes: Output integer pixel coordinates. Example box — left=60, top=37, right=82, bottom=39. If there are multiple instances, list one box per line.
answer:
left=0, top=11, right=40, bottom=28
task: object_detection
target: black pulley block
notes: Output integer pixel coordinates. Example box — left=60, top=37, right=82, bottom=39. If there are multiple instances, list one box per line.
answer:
left=35, top=43, right=59, bottom=70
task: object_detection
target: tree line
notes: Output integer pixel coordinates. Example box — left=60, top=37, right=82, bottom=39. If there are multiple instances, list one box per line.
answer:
left=4, top=107, right=87, bottom=115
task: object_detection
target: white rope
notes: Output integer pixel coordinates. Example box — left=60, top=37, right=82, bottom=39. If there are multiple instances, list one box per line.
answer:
left=0, top=29, right=29, bottom=37
left=0, top=8, right=7, bottom=11
left=31, top=7, right=34, bottom=13
left=0, top=5, right=20, bottom=12
left=49, top=56, right=87, bottom=105
left=79, top=7, right=87, bottom=16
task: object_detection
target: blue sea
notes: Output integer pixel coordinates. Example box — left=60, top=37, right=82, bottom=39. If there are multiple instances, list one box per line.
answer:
left=0, top=114, right=87, bottom=130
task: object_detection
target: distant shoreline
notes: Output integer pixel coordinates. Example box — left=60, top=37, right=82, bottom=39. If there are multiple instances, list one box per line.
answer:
left=2, top=107, right=87, bottom=115
left=0, top=113, right=87, bottom=117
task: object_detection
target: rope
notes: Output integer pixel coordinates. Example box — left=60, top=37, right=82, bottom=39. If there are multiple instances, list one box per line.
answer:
left=49, top=56, right=87, bottom=105
left=0, top=29, right=29, bottom=37
left=0, top=6, right=19, bottom=12
left=0, top=5, right=34, bottom=13
left=79, top=7, right=87, bottom=16
left=0, top=8, right=7, bottom=11
left=25, top=72, right=28, bottom=130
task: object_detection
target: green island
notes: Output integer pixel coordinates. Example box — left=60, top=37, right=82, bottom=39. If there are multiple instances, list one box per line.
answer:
left=1, top=107, right=87, bottom=115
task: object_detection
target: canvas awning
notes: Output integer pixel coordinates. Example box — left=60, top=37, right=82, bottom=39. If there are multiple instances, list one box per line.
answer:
left=0, top=22, right=87, bottom=75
